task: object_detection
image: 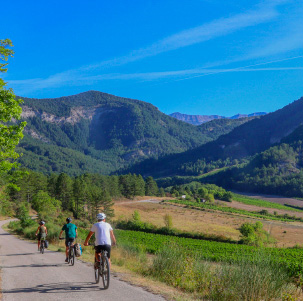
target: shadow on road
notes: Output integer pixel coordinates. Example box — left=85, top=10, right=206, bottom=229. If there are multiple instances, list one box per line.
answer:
left=2, top=282, right=101, bottom=294
left=0, top=233, right=11, bottom=235
left=0, top=253, right=37, bottom=256
left=2, top=263, right=66, bottom=269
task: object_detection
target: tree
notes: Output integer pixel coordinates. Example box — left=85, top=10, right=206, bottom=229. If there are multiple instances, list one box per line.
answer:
left=145, top=176, right=158, bottom=196
left=89, top=186, right=114, bottom=221
left=55, top=173, right=73, bottom=210
left=0, top=39, right=26, bottom=175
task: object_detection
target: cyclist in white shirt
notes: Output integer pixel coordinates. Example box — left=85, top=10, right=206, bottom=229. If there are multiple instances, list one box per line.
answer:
left=84, top=213, right=116, bottom=267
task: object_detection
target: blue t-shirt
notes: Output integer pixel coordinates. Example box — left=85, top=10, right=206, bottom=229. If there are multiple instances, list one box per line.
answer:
left=62, top=223, right=77, bottom=239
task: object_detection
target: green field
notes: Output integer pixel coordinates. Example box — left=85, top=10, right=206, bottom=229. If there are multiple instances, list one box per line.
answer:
left=112, top=229, right=303, bottom=277
left=232, top=193, right=303, bottom=212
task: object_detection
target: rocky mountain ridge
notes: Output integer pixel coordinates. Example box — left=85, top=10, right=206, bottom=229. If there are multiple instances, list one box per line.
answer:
left=170, top=112, right=267, bottom=125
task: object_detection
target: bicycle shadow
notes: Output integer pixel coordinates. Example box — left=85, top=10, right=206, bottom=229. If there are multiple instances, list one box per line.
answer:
left=2, top=282, right=101, bottom=294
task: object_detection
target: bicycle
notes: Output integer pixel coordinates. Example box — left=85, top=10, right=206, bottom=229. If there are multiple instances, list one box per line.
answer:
left=90, top=244, right=110, bottom=289
left=60, top=238, right=75, bottom=266
left=40, top=237, right=46, bottom=254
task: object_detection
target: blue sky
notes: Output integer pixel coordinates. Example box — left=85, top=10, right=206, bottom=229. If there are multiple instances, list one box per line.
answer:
left=1, top=0, right=302, bottom=116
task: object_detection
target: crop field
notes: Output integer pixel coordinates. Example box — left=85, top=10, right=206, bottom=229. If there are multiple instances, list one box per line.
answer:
left=232, top=193, right=303, bottom=212
left=165, top=199, right=303, bottom=222
left=114, top=199, right=303, bottom=247
left=112, top=229, right=303, bottom=277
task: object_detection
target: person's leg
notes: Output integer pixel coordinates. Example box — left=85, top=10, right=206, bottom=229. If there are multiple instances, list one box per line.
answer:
left=38, top=240, right=40, bottom=250
left=95, top=252, right=100, bottom=262
left=65, top=240, right=69, bottom=261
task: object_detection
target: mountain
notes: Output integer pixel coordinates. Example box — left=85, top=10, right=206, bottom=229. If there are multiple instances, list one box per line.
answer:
left=128, top=96, right=303, bottom=178
left=169, top=113, right=224, bottom=125
left=201, top=126, right=303, bottom=197
left=169, top=112, right=267, bottom=125
left=17, top=91, right=249, bottom=175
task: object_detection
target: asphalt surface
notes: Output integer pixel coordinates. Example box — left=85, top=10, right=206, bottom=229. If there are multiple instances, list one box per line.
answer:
left=0, top=219, right=165, bottom=301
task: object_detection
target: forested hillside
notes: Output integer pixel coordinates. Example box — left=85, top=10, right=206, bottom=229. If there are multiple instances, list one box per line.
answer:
left=202, top=129, right=303, bottom=197
left=17, top=91, right=251, bottom=175
left=129, top=96, right=303, bottom=178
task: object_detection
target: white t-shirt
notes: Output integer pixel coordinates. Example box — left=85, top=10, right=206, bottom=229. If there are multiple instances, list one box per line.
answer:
left=91, top=221, right=113, bottom=246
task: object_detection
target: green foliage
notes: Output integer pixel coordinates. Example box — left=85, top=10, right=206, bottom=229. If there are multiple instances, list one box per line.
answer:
left=6, top=169, right=158, bottom=222
left=232, top=193, right=303, bottom=212
left=0, top=39, right=26, bottom=175
left=113, top=229, right=303, bottom=277
left=163, top=214, right=173, bottom=229
left=145, top=176, right=159, bottom=195
left=129, top=96, right=303, bottom=180
left=148, top=244, right=295, bottom=299
left=167, top=182, right=232, bottom=203
left=15, top=202, right=35, bottom=227
left=31, top=190, right=62, bottom=219
left=17, top=90, right=239, bottom=175
left=239, top=221, right=275, bottom=247
left=132, top=210, right=141, bottom=223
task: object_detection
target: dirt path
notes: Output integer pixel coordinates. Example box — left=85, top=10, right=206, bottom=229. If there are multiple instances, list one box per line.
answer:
left=0, top=219, right=164, bottom=301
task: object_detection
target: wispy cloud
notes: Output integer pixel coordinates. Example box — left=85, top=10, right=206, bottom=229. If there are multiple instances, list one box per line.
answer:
left=10, top=56, right=303, bottom=94
left=85, top=1, right=282, bottom=70
left=8, top=0, right=299, bottom=94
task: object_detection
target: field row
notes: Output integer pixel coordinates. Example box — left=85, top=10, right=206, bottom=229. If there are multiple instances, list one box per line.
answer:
left=113, top=229, right=303, bottom=277
left=164, top=199, right=303, bottom=222
left=232, top=193, right=303, bottom=212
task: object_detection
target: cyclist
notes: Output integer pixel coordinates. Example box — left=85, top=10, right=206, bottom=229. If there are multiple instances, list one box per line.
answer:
left=59, top=217, right=78, bottom=262
left=35, top=221, right=47, bottom=251
left=84, top=213, right=116, bottom=268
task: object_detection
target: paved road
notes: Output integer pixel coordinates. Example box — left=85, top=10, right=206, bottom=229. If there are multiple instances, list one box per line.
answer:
left=0, top=219, right=164, bottom=301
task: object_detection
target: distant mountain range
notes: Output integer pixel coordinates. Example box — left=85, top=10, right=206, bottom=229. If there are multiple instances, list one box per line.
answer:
left=15, top=90, right=303, bottom=197
left=17, top=91, right=253, bottom=175
left=128, top=96, right=303, bottom=179
left=169, top=112, right=267, bottom=125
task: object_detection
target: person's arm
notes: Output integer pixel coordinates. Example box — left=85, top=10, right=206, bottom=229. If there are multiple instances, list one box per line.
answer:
left=35, top=226, right=40, bottom=236
left=45, top=227, right=48, bottom=235
left=75, top=228, right=78, bottom=238
left=59, top=230, right=63, bottom=239
left=110, top=230, right=116, bottom=246
left=84, top=231, right=94, bottom=246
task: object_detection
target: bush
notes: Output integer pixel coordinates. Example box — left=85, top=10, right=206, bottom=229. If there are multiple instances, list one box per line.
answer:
left=239, top=221, right=275, bottom=247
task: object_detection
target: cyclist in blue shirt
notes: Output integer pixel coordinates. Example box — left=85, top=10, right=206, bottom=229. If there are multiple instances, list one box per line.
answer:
left=59, top=217, right=78, bottom=262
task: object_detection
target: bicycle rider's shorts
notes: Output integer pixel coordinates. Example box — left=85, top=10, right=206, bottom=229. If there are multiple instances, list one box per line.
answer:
left=65, top=237, right=75, bottom=247
left=37, top=233, right=46, bottom=241
left=95, top=244, right=111, bottom=259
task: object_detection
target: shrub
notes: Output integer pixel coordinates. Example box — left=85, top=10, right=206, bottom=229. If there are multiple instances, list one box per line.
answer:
left=163, top=214, right=173, bottom=229
left=239, top=221, right=275, bottom=247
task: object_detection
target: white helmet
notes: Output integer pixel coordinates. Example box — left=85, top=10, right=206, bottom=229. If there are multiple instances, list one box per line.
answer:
left=97, top=213, right=106, bottom=220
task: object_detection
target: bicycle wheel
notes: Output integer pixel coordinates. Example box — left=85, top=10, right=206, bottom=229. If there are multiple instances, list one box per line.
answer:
left=70, top=246, right=75, bottom=266
left=94, top=258, right=100, bottom=284
left=40, top=241, right=44, bottom=254
left=102, top=256, right=110, bottom=289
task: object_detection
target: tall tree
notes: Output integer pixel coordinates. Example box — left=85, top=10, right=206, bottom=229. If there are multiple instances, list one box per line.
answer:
left=145, top=176, right=159, bottom=196
left=0, top=39, right=26, bottom=175
left=55, top=173, right=73, bottom=210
